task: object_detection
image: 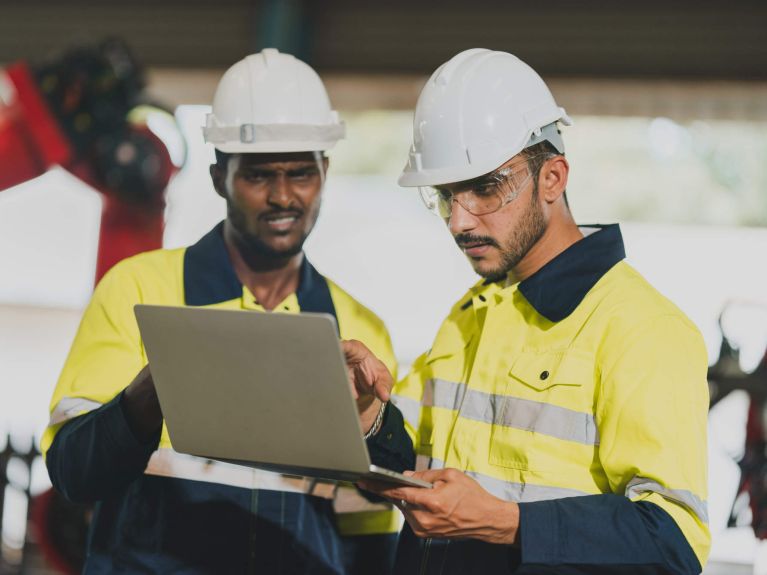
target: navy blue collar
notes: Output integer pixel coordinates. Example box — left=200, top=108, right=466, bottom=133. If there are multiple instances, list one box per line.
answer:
left=183, top=222, right=240, bottom=306
left=517, top=224, right=625, bottom=322
left=183, top=222, right=336, bottom=323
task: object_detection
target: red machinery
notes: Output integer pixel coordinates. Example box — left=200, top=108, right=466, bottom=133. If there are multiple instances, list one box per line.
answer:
left=0, top=39, right=185, bottom=574
left=0, top=38, right=184, bottom=282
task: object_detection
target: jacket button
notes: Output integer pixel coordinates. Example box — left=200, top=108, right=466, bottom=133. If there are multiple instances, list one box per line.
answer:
left=540, top=370, right=550, bottom=380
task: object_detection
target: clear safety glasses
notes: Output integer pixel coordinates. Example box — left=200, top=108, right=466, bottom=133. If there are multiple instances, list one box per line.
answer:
left=419, top=155, right=545, bottom=218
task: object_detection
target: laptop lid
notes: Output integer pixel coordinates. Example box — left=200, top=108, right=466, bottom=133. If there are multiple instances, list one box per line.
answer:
left=134, top=304, right=374, bottom=479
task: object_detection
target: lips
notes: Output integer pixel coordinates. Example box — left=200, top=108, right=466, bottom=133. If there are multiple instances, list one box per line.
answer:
left=262, top=211, right=302, bottom=232
left=455, top=234, right=497, bottom=258
left=461, top=243, right=492, bottom=257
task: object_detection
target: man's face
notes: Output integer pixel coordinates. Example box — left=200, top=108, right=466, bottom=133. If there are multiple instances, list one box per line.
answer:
left=445, top=157, right=546, bottom=282
left=213, top=152, right=326, bottom=258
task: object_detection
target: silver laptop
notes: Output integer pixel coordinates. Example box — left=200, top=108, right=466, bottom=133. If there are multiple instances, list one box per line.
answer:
left=134, top=304, right=431, bottom=489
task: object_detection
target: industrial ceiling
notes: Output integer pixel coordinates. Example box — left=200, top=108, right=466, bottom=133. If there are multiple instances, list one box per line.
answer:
left=0, top=0, right=765, bottom=80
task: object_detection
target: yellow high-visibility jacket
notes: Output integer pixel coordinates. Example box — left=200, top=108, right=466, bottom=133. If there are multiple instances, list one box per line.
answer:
left=388, top=224, right=709, bottom=575
left=43, top=222, right=399, bottom=574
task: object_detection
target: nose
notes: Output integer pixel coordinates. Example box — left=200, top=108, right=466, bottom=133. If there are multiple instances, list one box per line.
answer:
left=447, top=198, right=478, bottom=235
left=267, top=173, right=297, bottom=209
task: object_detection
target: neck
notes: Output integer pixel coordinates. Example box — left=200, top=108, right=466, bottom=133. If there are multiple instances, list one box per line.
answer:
left=223, top=221, right=303, bottom=311
left=509, top=213, right=583, bottom=284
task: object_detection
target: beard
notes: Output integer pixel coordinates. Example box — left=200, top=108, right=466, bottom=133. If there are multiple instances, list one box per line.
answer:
left=455, top=184, right=547, bottom=282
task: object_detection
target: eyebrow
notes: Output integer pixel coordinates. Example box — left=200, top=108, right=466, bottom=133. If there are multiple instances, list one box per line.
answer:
left=240, top=160, right=317, bottom=170
left=239, top=164, right=319, bottom=174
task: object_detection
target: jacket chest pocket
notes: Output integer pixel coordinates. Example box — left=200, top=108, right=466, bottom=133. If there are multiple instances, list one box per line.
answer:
left=489, top=349, right=597, bottom=471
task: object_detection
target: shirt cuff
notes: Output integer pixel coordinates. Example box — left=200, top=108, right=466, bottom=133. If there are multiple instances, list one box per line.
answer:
left=517, top=499, right=560, bottom=565
left=366, top=403, right=415, bottom=473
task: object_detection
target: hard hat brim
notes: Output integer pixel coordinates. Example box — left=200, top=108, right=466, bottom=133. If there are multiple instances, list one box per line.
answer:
left=399, top=120, right=570, bottom=188
left=398, top=146, right=522, bottom=188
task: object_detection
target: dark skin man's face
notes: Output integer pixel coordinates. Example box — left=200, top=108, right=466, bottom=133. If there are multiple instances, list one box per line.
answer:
left=211, top=152, right=327, bottom=259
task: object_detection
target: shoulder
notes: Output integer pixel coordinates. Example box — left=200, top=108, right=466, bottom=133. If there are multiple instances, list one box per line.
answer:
left=101, top=247, right=185, bottom=283
left=596, top=260, right=700, bottom=336
left=93, top=247, right=186, bottom=304
left=592, top=261, right=706, bottom=369
left=97, top=247, right=186, bottom=286
left=325, top=277, right=388, bottom=333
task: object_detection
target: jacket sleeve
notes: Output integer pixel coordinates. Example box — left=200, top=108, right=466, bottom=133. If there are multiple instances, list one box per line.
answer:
left=366, top=403, right=416, bottom=473
left=516, top=314, right=710, bottom=575
left=41, top=259, right=154, bottom=502
left=46, top=392, right=160, bottom=503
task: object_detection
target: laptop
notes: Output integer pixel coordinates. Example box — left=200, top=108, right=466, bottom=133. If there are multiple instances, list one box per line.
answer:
left=134, top=304, right=431, bottom=489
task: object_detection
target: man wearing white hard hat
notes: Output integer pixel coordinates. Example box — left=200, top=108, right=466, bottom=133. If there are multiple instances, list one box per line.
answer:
left=42, top=49, right=403, bottom=574
left=358, top=49, right=710, bottom=574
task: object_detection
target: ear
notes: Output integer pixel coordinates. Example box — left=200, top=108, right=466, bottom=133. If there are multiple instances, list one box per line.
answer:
left=210, top=164, right=227, bottom=199
left=538, top=156, right=569, bottom=204
left=322, top=156, right=329, bottom=173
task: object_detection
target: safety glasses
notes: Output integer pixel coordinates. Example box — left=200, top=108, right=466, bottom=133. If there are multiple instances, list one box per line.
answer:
left=418, top=155, right=546, bottom=218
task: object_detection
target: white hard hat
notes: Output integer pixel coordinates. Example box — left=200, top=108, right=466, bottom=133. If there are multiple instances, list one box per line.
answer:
left=399, top=48, right=572, bottom=188
left=203, top=48, right=345, bottom=154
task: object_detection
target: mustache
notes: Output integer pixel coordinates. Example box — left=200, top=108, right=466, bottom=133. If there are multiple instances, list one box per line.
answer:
left=454, top=233, right=499, bottom=249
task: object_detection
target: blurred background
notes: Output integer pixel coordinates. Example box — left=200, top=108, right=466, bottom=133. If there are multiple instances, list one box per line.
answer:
left=1, top=0, right=766, bottom=573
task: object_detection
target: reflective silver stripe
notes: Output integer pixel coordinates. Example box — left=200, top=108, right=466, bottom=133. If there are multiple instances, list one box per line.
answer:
left=390, top=394, right=421, bottom=430
left=415, top=453, right=443, bottom=472
left=491, top=394, right=598, bottom=446
left=424, top=379, right=599, bottom=446
left=625, top=476, right=709, bottom=524
left=423, top=378, right=466, bottom=410
left=49, top=397, right=104, bottom=426
left=415, top=455, right=590, bottom=503
left=333, top=484, right=393, bottom=514
left=145, top=448, right=336, bottom=499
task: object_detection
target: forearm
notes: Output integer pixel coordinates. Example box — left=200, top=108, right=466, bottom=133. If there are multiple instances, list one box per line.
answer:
left=515, top=494, right=701, bottom=575
left=46, top=391, right=161, bottom=503
left=122, top=367, right=163, bottom=442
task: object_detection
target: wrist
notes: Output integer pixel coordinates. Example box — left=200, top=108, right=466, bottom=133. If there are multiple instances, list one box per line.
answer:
left=358, top=396, right=378, bottom=428
left=481, top=500, right=520, bottom=545
left=362, top=400, right=387, bottom=438
left=500, top=501, right=520, bottom=546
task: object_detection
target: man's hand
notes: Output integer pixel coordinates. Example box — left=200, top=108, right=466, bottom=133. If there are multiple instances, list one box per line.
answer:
left=122, top=364, right=163, bottom=443
left=359, top=468, right=519, bottom=545
left=341, top=339, right=393, bottom=434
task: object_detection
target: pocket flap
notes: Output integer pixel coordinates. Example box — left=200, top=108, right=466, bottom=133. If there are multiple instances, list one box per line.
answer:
left=508, top=349, right=592, bottom=391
